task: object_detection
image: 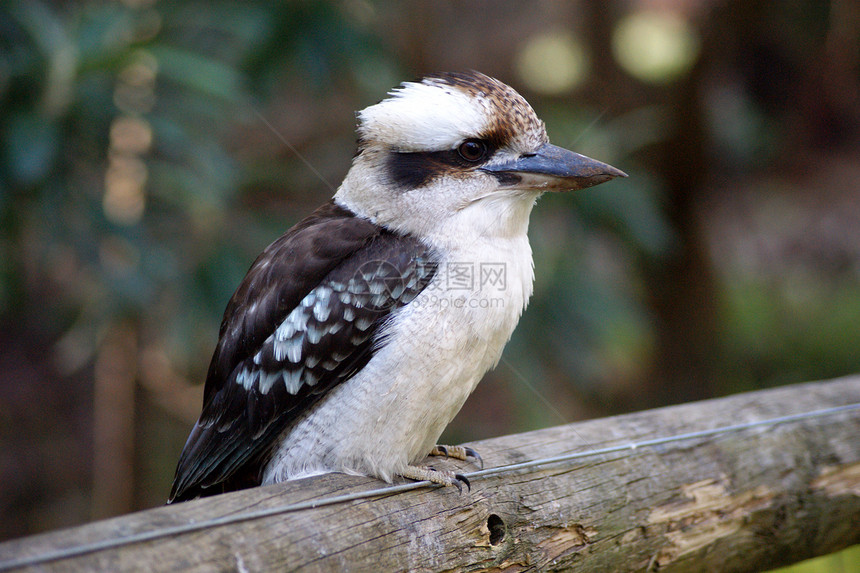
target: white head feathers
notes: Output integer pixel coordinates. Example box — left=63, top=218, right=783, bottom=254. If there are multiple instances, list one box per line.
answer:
left=357, top=78, right=489, bottom=152
left=356, top=72, right=546, bottom=154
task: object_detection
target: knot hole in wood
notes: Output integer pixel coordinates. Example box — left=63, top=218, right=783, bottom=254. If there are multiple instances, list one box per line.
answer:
left=487, top=514, right=506, bottom=545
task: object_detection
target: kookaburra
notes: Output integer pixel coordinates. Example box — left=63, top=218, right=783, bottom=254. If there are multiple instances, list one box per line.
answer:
left=168, top=71, right=625, bottom=502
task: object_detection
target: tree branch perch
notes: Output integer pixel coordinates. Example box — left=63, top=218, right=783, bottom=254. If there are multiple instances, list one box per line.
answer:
left=1, top=376, right=858, bottom=572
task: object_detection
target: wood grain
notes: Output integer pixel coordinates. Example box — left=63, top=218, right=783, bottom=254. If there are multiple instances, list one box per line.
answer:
left=1, top=376, right=858, bottom=572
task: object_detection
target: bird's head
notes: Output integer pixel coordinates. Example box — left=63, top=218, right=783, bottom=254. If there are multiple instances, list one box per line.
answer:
left=336, top=71, right=626, bottom=243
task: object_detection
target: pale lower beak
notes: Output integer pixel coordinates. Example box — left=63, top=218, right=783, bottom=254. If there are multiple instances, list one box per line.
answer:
left=481, top=143, right=627, bottom=192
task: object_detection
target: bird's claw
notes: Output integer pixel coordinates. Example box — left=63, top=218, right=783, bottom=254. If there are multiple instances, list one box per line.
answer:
left=430, top=444, right=483, bottom=469
left=454, top=473, right=470, bottom=493
left=399, top=466, right=470, bottom=493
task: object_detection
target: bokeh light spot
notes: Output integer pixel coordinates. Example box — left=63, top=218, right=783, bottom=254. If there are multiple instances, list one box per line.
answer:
left=612, top=10, right=700, bottom=84
left=516, top=31, right=589, bottom=95
left=110, top=116, right=153, bottom=155
left=104, top=150, right=148, bottom=226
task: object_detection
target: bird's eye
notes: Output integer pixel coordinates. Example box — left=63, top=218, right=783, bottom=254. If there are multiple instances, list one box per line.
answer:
left=457, top=139, right=489, bottom=162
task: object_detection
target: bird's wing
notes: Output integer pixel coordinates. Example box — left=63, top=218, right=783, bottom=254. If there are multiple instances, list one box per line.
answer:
left=169, top=200, right=437, bottom=502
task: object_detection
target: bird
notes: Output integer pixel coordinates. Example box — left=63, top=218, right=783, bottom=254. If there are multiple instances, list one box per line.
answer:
left=168, top=71, right=626, bottom=503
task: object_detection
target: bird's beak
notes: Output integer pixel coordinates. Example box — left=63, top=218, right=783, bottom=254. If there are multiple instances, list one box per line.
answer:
left=482, top=143, right=627, bottom=192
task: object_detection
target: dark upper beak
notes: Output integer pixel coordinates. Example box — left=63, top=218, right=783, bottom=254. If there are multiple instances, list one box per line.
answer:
left=481, top=142, right=627, bottom=192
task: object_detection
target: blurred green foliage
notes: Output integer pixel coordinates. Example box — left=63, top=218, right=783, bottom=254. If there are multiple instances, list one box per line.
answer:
left=0, top=0, right=400, bottom=369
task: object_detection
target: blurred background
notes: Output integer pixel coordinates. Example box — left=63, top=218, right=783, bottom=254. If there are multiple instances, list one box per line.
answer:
left=1, top=0, right=858, bottom=566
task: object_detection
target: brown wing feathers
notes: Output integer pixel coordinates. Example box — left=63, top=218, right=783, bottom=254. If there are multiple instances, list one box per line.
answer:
left=169, top=200, right=437, bottom=502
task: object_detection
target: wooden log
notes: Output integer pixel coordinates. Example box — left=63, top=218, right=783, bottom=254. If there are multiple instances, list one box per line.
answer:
left=1, top=376, right=858, bottom=572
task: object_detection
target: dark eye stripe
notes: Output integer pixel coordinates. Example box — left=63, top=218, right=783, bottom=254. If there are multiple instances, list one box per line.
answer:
left=385, top=139, right=498, bottom=190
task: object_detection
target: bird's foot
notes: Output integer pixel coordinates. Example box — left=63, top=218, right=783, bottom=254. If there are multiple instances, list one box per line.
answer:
left=430, top=444, right=484, bottom=469
left=399, top=465, right=470, bottom=493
